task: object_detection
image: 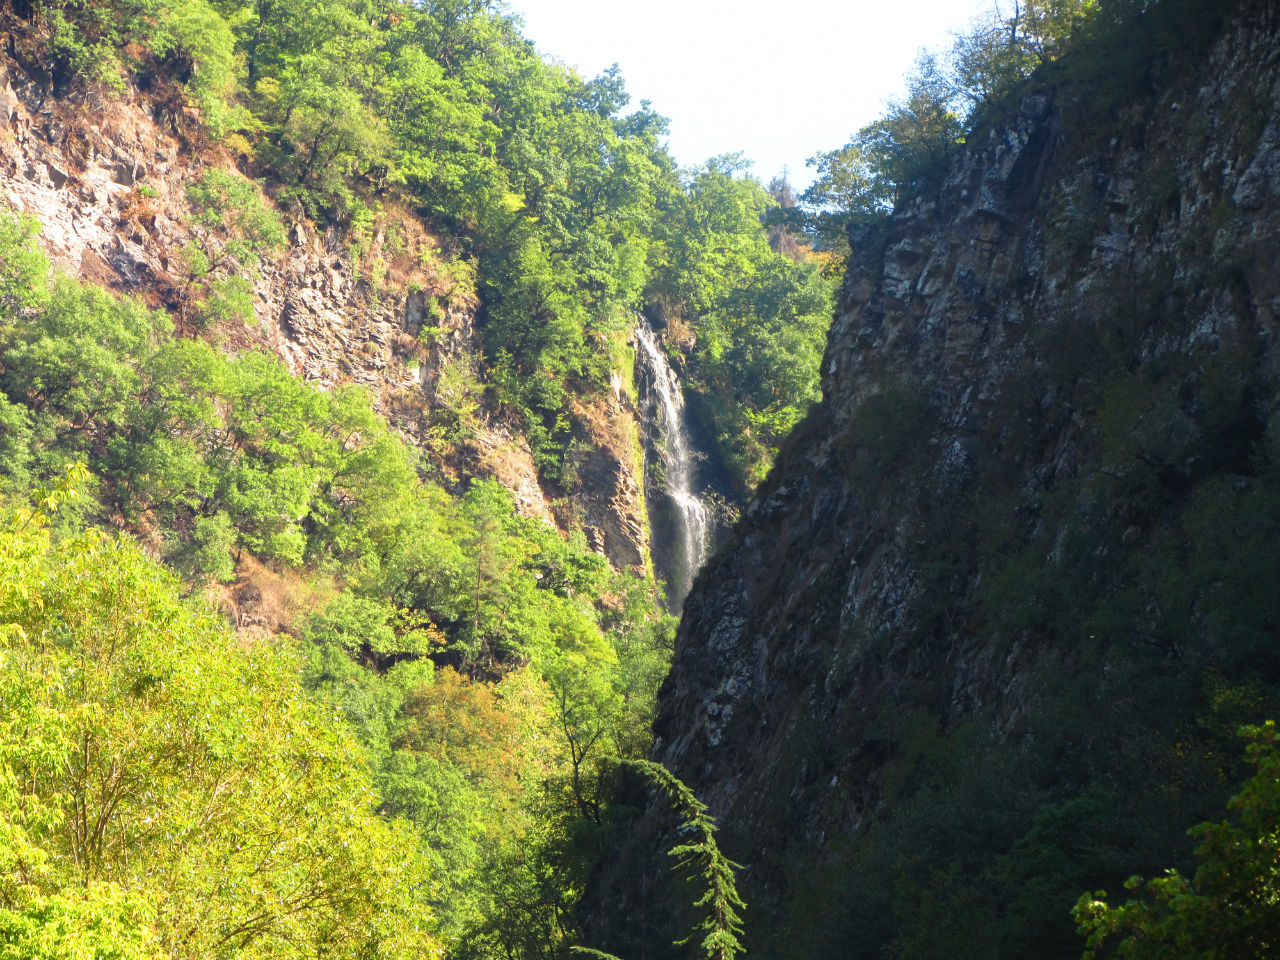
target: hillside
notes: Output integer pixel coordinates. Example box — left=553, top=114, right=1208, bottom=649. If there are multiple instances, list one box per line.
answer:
left=587, top=1, right=1280, bottom=957
left=0, top=13, right=646, bottom=568
left=0, top=0, right=837, bottom=954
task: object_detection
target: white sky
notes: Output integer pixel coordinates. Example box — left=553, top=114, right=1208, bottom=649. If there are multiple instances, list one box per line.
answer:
left=505, top=0, right=995, bottom=189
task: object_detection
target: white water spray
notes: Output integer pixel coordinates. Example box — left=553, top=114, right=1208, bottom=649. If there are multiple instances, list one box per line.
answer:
left=635, top=321, right=711, bottom=604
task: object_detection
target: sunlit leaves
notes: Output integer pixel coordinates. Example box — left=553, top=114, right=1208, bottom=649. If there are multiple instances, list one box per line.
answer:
left=647, top=162, right=836, bottom=490
left=1075, top=722, right=1280, bottom=959
left=0, top=517, right=438, bottom=959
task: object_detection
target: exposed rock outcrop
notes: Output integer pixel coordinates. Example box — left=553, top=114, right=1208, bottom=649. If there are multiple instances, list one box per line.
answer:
left=570, top=387, right=648, bottom=571
left=589, top=4, right=1280, bottom=954
left=0, top=49, right=651, bottom=571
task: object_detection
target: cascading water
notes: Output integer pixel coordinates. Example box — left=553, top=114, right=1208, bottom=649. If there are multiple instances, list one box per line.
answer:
left=634, top=320, right=711, bottom=607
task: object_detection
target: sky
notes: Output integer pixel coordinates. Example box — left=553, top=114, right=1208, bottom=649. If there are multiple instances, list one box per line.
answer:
left=504, top=0, right=996, bottom=190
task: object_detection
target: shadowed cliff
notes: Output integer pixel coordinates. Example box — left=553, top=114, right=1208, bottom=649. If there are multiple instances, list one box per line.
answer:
left=586, top=2, right=1280, bottom=957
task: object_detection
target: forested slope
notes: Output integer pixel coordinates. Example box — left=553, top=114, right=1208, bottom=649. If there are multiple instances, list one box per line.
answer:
left=0, top=0, right=835, bottom=954
left=3, top=0, right=835, bottom=498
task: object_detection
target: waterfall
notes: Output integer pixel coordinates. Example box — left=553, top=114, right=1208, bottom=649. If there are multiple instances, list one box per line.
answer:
left=634, top=320, right=711, bottom=607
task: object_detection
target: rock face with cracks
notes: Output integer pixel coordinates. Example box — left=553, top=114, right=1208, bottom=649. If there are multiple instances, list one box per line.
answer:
left=0, top=48, right=650, bottom=572
left=586, top=4, right=1280, bottom=955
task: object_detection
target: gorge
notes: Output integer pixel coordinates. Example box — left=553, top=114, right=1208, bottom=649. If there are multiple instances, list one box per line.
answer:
left=2, top=0, right=1280, bottom=958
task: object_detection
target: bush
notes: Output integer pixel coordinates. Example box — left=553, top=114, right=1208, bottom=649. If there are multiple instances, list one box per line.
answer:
left=148, top=0, right=246, bottom=137
left=185, top=169, right=285, bottom=266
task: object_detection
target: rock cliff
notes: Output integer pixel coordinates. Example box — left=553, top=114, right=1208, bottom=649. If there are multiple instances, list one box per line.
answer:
left=589, top=3, right=1280, bottom=957
left=0, top=40, right=650, bottom=573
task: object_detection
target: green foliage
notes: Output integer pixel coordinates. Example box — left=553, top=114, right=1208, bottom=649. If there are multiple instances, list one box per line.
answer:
left=1, top=272, right=169, bottom=473
left=298, top=555, right=675, bottom=949
left=0, top=216, right=690, bottom=958
left=771, top=677, right=1252, bottom=960
left=148, top=0, right=246, bottom=136
left=0, top=396, right=35, bottom=495
left=27, top=0, right=246, bottom=125
left=35, top=0, right=132, bottom=89
left=185, top=168, right=285, bottom=266
left=187, top=509, right=236, bottom=581
left=951, top=1, right=1099, bottom=110
left=1, top=0, right=849, bottom=943
left=800, top=0, right=1099, bottom=250
left=192, top=273, right=256, bottom=327
left=0, top=491, right=438, bottom=960
left=180, top=169, right=283, bottom=326
left=647, top=162, right=837, bottom=490
left=1075, top=722, right=1280, bottom=959
left=625, top=760, right=746, bottom=960
left=800, top=142, right=893, bottom=255
left=0, top=215, right=50, bottom=323
left=266, top=58, right=391, bottom=218
left=0, top=884, right=158, bottom=960
left=16, top=0, right=827, bottom=496
left=861, top=51, right=965, bottom=194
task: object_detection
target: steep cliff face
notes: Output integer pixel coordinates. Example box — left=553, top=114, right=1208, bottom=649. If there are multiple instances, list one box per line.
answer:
left=0, top=47, right=650, bottom=572
left=591, top=4, right=1280, bottom=957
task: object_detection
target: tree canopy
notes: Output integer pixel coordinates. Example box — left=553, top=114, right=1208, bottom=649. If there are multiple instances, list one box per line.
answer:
left=0, top=482, right=438, bottom=959
left=1075, top=723, right=1280, bottom=958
